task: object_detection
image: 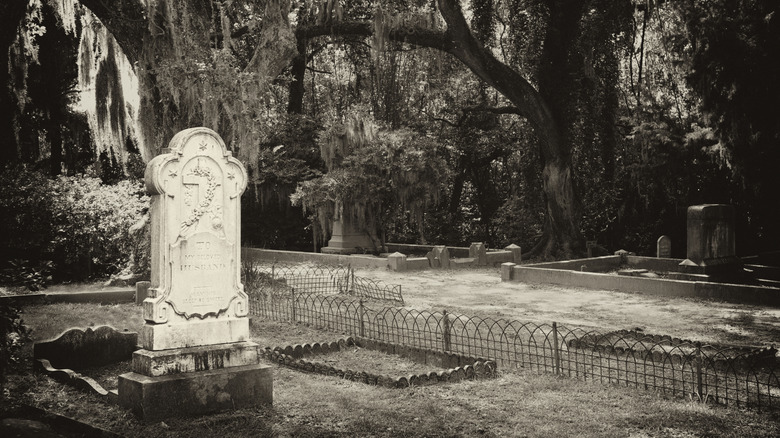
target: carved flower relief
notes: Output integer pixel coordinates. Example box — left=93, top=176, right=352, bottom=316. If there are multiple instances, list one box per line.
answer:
left=209, top=205, right=224, bottom=230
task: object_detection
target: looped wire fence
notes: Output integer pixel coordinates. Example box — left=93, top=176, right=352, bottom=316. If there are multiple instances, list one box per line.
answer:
left=245, top=267, right=779, bottom=412
left=242, top=261, right=404, bottom=304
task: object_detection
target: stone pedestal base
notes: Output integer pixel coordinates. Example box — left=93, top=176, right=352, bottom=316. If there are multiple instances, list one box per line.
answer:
left=132, top=341, right=259, bottom=376
left=142, top=317, right=250, bottom=350
left=679, top=256, right=743, bottom=276
left=119, top=341, right=272, bottom=422
left=118, top=364, right=272, bottom=422
left=321, top=219, right=372, bottom=254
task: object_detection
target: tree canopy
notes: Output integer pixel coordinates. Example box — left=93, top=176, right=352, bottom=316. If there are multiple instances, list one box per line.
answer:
left=2, top=0, right=778, bottom=261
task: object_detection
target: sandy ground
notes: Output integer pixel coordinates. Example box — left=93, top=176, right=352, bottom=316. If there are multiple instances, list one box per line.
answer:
left=351, top=265, right=780, bottom=348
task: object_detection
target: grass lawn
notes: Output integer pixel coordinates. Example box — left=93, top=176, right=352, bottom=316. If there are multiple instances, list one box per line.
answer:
left=3, top=302, right=779, bottom=437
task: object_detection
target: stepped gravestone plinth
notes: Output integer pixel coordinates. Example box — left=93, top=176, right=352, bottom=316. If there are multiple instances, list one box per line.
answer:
left=321, top=216, right=373, bottom=254
left=118, top=128, right=272, bottom=422
left=679, top=204, right=742, bottom=276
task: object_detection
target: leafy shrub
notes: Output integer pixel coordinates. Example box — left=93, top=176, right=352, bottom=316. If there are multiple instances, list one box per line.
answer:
left=0, top=166, right=149, bottom=283
left=0, top=259, right=53, bottom=291
left=0, top=166, right=55, bottom=265
left=1, top=304, right=30, bottom=393
left=49, top=175, right=149, bottom=279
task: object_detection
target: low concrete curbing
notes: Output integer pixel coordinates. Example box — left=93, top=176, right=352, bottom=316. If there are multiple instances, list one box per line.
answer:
left=242, top=247, right=390, bottom=269
left=509, top=256, right=780, bottom=307
left=241, top=244, right=520, bottom=273
left=1, top=289, right=134, bottom=305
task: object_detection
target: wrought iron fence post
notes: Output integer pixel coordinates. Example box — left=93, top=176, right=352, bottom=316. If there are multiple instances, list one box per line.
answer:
left=442, top=310, right=451, bottom=352
left=351, top=266, right=355, bottom=295
left=358, top=299, right=365, bottom=337
left=272, top=261, right=275, bottom=279
left=696, top=342, right=703, bottom=401
left=552, top=322, right=561, bottom=375
left=291, top=288, right=296, bottom=322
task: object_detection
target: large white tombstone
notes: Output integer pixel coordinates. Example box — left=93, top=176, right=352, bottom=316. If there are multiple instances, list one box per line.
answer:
left=119, top=128, right=272, bottom=422
left=141, top=127, right=249, bottom=349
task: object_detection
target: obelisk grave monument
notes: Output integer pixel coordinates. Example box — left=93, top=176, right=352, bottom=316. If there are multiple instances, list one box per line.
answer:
left=119, top=127, right=272, bottom=421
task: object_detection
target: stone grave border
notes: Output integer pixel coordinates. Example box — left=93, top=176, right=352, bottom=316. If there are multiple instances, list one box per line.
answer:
left=504, top=253, right=780, bottom=307
left=32, top=325, right=139, bottom=400
left=263, top=336, right=497, bottom=388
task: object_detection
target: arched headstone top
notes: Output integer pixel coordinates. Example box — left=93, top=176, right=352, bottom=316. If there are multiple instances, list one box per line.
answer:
left=145, top=127, right=247, bottom=198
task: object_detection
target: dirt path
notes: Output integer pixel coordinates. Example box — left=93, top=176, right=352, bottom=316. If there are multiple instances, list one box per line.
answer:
left=351, top=266, right=780, bottom=347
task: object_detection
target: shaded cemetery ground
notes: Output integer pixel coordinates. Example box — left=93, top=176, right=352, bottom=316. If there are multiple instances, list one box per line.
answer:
left=3, top=263, right=780, bottom=436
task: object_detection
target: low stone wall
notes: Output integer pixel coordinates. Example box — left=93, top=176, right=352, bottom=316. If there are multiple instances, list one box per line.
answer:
left=385, top=242, right=521, bottom=272
left=0, top=289, right=134, bottom=306
left=504, top=256, right=780, bottom=307
left=242, top=248, right=389, bottom=269
left=243, top=243, right=521, bottom=272
left=518, top=255, right=622, bottom=272
left=263, top=336, right=497, bottom=388
left=625, top=256, right=684, bottom=272
left=385, top=243, right=471, bottom=258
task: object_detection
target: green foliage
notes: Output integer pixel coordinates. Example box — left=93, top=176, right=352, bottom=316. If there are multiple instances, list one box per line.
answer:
left=0, top=259, right=52, bottom=291
left=291, top=109, right=449, bottom=248
left=0, top=165, right=54, bottom=264
left=0, top=304, right=31, bottom=392
left=682, top=0, right=780, bottom=252
left=243, top=114, right=324, bottom=251
left=0, top=166, right=148, bottom=283
left=48, top=175, right=149, bottom=279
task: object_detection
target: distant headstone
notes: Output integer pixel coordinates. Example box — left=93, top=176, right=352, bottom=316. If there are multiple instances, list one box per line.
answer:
left=469, top=243, right=487, bottom=265
left=656, top=235, right=671, bottom=258
left=432, top=246, right=451, bottom=269
left=118, top=127, right=272, bottom=422
left=679, top=204, right=741, bottom=274
left=426, top=250, right=439, bottom=268
left=586, top=241, right=597, bottom=258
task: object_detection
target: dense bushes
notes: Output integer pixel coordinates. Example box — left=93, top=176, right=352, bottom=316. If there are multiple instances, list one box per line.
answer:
left=0, top=166, right=148, bottom=285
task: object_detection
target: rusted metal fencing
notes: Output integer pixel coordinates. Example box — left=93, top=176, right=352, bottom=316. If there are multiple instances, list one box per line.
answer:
left=245, top=268, right=779, bottom=412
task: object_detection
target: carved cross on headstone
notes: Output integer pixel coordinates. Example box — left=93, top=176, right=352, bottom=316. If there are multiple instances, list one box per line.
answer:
left=183, top=158, right=221, bottom=206
left=181, top=158, right=222, bottom=236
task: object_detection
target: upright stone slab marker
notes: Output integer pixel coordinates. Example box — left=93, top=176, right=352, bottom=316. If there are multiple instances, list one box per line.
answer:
left=142, top=127, right=249, bottom=347
left=119, top=128, right=272, bottom=422
left=679, top=204, right=741, bottom=275
left=656, top=235, right=671, bottom=258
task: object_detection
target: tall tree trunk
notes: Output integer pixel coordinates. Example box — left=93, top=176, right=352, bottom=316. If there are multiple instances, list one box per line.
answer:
left=532, top=0, right=587, bottom=257
left=437, top=0, right=584, bottom=257
left=288, top=39, right=306, bottom=114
